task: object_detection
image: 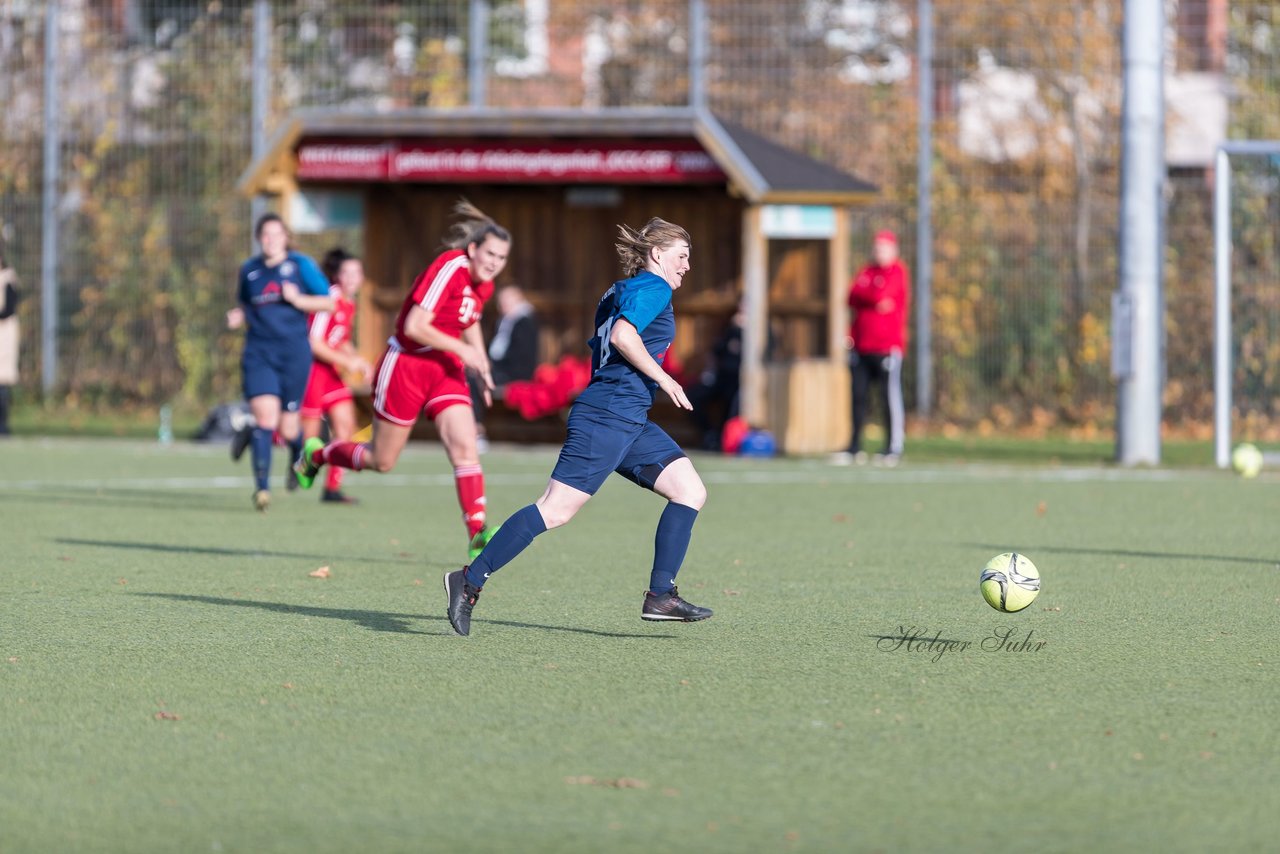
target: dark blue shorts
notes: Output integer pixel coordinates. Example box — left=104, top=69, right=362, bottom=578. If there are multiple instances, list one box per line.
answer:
left=550, top=403, right=687, bottom=495
left=242, top=345, right=312, bottom=412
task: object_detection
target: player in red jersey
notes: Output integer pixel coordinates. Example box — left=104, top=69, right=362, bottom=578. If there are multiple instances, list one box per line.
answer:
left=299, top=248, right=373, bottom=504
left=295, top=200, right=509, bottom=559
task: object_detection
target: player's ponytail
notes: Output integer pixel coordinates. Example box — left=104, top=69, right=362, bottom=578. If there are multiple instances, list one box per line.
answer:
left=443, top=199, right=511, bottom=251
left=615, top=218, right=691, bottom=278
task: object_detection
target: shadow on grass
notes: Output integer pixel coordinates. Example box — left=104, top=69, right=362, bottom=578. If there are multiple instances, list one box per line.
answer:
left=134, top=592, right=676, bottom=639
left=57, top=537, right=417, bottom=566
left=968, top=542, right=1277, bottom=567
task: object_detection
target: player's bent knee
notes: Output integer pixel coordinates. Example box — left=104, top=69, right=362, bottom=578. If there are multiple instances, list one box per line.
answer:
left=652, top=458, right=706, bottom=509
left=538, top=504, right=578, bottom=530
left=536, top=491, right=589, bottom=530
left=367, top=456, right=396, bottom=473
left=676, top=480, right=707, bottom=511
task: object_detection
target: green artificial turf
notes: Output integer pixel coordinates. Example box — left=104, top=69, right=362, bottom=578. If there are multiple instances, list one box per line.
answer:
left=1, top=439, right=1275, bottom=853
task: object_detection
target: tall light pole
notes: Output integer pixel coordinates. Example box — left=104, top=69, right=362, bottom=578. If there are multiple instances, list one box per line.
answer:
left=1115, top=0, right=1165, bottom=465
left=251, top=0, right=271, bottom=231
left=41, top=0, right=61, bottom=395
left=915, top=0, right=934, bottom=416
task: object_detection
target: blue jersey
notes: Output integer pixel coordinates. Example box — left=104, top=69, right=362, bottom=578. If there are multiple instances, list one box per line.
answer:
left=575, top=271, right=675, bottom=424
left=238, top=251, right=330, bottom=351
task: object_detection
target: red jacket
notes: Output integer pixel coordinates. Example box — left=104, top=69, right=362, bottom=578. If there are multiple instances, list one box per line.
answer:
left=847, top=259, right=909, bottom=353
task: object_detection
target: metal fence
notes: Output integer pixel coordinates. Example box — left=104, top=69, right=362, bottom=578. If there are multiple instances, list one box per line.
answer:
left=0, top=0, right=1275, bottom=435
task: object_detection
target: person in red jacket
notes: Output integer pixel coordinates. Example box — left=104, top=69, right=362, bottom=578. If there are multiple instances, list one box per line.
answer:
left=834, top=229, right=909, bottom=466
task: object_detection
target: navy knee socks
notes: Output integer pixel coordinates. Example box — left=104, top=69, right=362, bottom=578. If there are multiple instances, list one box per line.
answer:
left=649, top=502, right=699, bottom=595
left=464, top=504, right=547, bottom=587
left=250, top=427, right=273, bottom=491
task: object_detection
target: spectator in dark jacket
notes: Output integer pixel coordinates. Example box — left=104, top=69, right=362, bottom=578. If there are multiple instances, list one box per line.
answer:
left=487, top=285, right=539, bottom=386
left=688, top=306, right=744, bottom=451
left=0, top=251, right=20, bottom=437
left=473, top=285, right=540, bottom=444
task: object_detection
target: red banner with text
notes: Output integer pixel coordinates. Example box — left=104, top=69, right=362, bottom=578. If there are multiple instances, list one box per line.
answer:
left=295, top=140, right=725, bottom=184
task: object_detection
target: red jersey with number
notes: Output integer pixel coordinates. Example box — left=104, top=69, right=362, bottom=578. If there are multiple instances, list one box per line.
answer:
left=307, top=286, right=356, bottom=391
left=309, top=287, right=356, bottom=353
left=390, top=249, right=492, bottom=354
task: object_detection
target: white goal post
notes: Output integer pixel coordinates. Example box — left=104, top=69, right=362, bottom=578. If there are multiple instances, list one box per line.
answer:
left=1213, top=141, right=1280, bottom=469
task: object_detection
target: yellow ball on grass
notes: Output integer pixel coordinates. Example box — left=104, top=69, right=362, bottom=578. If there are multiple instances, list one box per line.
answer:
left=980, top=552, right=1041, bottom=613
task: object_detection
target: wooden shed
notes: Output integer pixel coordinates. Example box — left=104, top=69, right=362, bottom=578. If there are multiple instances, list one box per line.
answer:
left=237, top=107, right=875, bottom=453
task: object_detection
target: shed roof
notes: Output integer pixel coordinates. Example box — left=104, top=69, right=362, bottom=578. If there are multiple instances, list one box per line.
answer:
left=237, top=107, right=875, bottom=205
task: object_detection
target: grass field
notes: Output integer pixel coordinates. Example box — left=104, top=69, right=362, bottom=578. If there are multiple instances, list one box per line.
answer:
left=1, top=438, right=1276, bottom=853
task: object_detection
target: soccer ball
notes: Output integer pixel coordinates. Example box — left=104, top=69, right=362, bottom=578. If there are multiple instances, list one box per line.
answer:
left=1231, top=443, right=1264, bottom=479
left=979, top=552, right=1041, bottom=613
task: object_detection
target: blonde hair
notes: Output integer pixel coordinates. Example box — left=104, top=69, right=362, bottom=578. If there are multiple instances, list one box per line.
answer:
left=443, top=199, right=511, bottom=251
left=615, top=217, right=691, bottom=278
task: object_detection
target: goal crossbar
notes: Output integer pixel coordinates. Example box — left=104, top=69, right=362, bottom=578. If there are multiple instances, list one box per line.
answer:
left=1213, top=141, right=1280, bottom=468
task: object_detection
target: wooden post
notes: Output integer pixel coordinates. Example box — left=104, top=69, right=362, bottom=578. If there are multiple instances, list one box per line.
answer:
left=827, top=206, right=853, bottom=452
left=829, top=206, right=851, bottom=358
left=740, top=204, right=769, bottom=426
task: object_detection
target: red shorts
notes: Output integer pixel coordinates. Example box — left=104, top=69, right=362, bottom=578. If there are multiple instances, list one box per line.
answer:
left=300, top=363, right=354, bottom=419
left=372, top=348, right=472, bottom=426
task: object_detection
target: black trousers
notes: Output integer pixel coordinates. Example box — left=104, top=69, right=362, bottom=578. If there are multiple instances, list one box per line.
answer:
left=688, top=373, right=740, bottom=450
left=0, top=385, right=10, bottom=435
left=849, top=350, right=904, bottom=455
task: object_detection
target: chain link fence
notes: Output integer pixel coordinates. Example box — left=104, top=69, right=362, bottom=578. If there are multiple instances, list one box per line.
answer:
left=0, top=0, right=1274, bottom=435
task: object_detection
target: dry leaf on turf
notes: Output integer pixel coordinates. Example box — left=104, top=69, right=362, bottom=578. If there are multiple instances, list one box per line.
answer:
left=567, top=776, right=648, bottom=789
left=309, top=566, right=331, bottom=578
left=607, top=778, right=648, bottom=789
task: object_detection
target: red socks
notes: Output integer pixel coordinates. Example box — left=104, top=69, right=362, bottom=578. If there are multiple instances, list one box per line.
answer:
left=310, top=445, right=483, bottom=537
left=319, top=441, right=368, bottom=471
left=325, top=463, right=344, bottom=492
left=454, top=464, right=487, bottom=538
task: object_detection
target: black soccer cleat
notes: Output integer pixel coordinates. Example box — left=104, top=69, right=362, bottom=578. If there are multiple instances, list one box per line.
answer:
left=641, top=587, right=713, bottom=622
left=230, top=425, right=253, bottom=462
left=444, top=568, right=482, bottom=636
left=322, top=489, right=358, bottom=504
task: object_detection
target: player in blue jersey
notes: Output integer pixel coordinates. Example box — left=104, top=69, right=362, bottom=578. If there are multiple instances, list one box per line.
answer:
left=226, top=213, right=334, bottom=511
left=444, top=217, right=712, bottom=636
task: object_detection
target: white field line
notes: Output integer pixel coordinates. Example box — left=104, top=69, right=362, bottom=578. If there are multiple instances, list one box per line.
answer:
left=0, top=463, right=1224, bottom=492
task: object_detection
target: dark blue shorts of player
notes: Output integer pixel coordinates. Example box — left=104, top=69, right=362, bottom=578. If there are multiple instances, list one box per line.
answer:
left=241, top=345, right=312, bottom=412
left=550, top=402, right=687, bottom=495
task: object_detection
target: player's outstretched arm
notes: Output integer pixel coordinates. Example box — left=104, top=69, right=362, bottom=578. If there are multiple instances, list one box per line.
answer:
left=281, top=282, right=335, bottom=314
left=609, top=318, right=691, bottom=410
left=228, top=268, right=247, bottom=329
